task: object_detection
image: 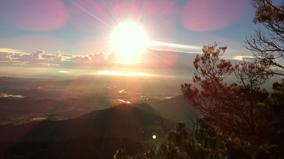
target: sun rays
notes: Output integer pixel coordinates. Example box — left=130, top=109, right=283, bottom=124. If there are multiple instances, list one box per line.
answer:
left=111, top=22, right=149, bottom=60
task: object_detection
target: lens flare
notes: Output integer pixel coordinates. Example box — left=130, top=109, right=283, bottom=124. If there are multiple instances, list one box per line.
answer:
left=0, top=0, right=68, bottom=31
left=181, top=0, right=249, bottom=32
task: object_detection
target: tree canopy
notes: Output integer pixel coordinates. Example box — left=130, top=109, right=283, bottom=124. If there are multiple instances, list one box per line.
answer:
left=181, top=43, right=284, bottom=158
left=246, top=0, right=284, bottom=76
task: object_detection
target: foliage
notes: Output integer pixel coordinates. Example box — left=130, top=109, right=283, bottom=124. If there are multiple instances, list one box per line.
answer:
left=264, top=80, right=284, bottom=158
left=266, top=80, right=284, bottom=112
left=114, top=121, right=228, bottom=159
left=114, top=148, right=130, bottom=159
left=181, top=43, right=284, bottom=158
left=246, top=0, right=284, bottom=76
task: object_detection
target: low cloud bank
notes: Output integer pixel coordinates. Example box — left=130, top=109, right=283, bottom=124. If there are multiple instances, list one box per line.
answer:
left=0, top=49, right=107, bottom=68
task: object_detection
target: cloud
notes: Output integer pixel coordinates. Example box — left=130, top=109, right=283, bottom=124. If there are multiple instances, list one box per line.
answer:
left=0, top=48, right=23, bottom=54
left=0, top=53, right=13, bottom=61
left=0, top=48, right=198, bottom=70
left=0, top=49, right=73, bottom=66
left=0, top=48, right=24, bottom=62
left=0, top=48, right=109, bottom=68
left=70, top=56, right=89, bottom=63
left=88, top=53, right=106, bottom=63
left=62, top=54, right=73, bottom=57
left=31, top=50, right=45, bottom=58
left=46, top=51, right=64, bottom=64
left=67, top=53, right=107, bottom=64
left=0, top=42, right=117, bottom=70
left=59, top=53, right=106, bottom=69
left=59, top=53, right=107, bottom=69
left=41, top=54, right=54, bottom=59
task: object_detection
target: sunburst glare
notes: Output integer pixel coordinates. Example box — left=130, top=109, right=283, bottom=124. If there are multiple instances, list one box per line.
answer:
left=111, top=23, right=149, bottom=60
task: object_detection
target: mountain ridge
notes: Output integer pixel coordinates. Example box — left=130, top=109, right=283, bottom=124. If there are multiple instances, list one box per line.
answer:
left=0, top=103, right=177, bottom=142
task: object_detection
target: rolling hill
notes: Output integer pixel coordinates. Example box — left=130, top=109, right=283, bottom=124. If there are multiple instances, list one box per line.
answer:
left=0, top=103, right=178, bottom=158
left=0, top=103, right=177, bottom=141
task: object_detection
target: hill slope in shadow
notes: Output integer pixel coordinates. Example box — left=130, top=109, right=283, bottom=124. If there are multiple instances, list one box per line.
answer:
left=0, top=103, right=176, bottom=142
left=142, top=95, right=197, bottom=122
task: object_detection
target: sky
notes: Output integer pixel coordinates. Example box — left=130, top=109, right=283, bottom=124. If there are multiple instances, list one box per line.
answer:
left=0, top=0, right=273, bottom=78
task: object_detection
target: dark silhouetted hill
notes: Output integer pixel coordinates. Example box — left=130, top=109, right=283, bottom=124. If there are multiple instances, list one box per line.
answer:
left=0, top=103, right=176, bottom=142
left=0, top=103, right=177, bottom=158
left=0, top=136, right=143, bottom=159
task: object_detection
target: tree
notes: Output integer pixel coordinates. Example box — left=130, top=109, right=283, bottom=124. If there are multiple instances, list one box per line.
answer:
left=264, top=80, right=284, bottom=158
left=114, top=121, right=228, bottom=159
left=245, top=0, right=284, bottom=76
left=267, top=80, right=284, bottom=112
left=114, top=148, right=130, bottom=159
left=181, top=43, right=275, bottom=158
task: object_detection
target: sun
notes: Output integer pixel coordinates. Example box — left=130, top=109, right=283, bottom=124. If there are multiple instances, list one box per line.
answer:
left=111, top=23, right=149, bottom=60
